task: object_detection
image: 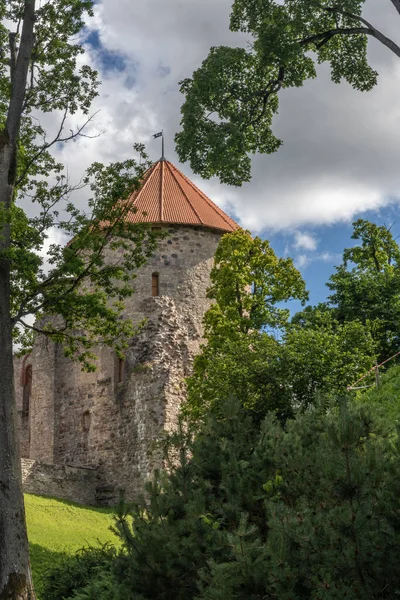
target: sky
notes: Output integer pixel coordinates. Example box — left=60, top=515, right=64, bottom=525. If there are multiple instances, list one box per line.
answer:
left=43, top=0, right=400, bottom=309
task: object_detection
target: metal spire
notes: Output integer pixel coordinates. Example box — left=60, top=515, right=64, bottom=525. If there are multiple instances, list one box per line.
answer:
left=152, top=130, right=165, bottom=161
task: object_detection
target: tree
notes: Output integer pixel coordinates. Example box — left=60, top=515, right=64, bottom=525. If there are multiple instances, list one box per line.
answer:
left=0, top=3, right=158, bottom=597
left=186, top=231, right=376, bottom=421
left=327, top=219, right=400, bottom=362
left=186, top=229, right=308, bottom=421
left=207, top=229, right=308, bottom=333
left=354, top=363, right=400, bottom=429
left=282, top=309, right=376, bottom=405
left=40, top=397, right=400, bottom=600
left=175, top=0, right=400, bottom=185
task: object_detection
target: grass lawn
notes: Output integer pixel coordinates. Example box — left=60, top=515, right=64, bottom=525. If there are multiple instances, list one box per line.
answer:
left=25, top=494, right=118, bottom=598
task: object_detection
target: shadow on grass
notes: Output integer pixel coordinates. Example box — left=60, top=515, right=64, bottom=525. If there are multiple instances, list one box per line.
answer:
left=26, top=492, right=117, bottom=514
left=30, top=543, right=69, bottom=600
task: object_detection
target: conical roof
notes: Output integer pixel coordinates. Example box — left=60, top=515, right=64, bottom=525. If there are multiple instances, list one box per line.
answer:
left=123, top=159, right=238, bottom=233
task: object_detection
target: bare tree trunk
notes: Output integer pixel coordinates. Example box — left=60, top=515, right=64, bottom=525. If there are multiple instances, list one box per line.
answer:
left=0, top=2, right=36, bottom=598
left=0, top=222, right=33, bottom=600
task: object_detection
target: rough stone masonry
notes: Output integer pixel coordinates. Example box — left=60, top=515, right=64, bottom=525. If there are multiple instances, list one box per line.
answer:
left=14, top=159, right=238, bottom=505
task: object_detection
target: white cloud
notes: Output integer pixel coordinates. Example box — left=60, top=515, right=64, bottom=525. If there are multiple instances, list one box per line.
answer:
left=27, top=0, right=400, bottom=235
left=294, top=250, right=342, bottom=271
left=296, top=254, right=310, bottom=268
left=319, top=252, right=342, bottom=263
left=38, top=227, right=70, bottom=274
left=294, top=232, right=318, bottom=252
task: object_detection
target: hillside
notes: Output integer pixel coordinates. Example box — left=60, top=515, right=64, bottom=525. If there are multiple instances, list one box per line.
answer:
left=25, top=494, right=117, bottom=599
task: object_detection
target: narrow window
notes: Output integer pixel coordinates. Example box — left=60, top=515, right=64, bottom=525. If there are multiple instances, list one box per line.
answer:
left=82, top=410, right=91, bottom=433
left=22, top=365, right=32, bottom=416
left=117, top=358, right=125, bottom=383
left=152, top=272, right=159, bottom=297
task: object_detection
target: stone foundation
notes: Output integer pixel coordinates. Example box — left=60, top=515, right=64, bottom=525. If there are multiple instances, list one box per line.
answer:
left=21, top=459, right=98, bottom=506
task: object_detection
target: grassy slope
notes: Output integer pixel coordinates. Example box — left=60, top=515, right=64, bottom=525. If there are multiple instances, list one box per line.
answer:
left=25, top=494, right=117, bottom=598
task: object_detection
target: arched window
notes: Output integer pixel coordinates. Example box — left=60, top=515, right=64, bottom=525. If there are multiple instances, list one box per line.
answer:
left=22, top=364, right=32, bottom=416
left=152, top=272, right=159, bottom=297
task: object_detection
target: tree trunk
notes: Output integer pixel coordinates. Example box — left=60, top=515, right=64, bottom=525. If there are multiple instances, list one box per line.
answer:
left=0, top=205, right=33, bottom=600
left=0, top=140, right=34, bottom=600
left=0, top=2, right=36, bottom=598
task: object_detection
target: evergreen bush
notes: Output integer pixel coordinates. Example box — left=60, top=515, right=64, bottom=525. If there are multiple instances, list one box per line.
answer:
left=43, top=397, right=400, bottom=599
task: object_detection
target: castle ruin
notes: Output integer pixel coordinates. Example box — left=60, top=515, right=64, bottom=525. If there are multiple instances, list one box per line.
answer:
left=14, top=158, right=238, bottom=505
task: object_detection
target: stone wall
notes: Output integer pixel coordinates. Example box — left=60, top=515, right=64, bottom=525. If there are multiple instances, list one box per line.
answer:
left=14, top=354, right=31, bottom=459
left=21, top=459, right=98, bottom=505
left=15, top=225, right=224, bottom=504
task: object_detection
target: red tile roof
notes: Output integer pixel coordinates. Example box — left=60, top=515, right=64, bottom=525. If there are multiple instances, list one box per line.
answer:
left=123, top=159, right=239, bottom=233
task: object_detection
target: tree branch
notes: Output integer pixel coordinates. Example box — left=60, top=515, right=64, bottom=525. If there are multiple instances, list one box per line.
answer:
left=9, top=33, right=17, bottom=89
left=319, top=5, right=400, bottom=59
left=16, top=110, right=102, bottom=186
left=19, top=318, right=68, bottom=336
left=241, top=4, right=400, bottom=118
left=6, top=0, right=36, bottom=144
left=239, top=66, right=285, bottom=129
left=389, top=0, right=400, bottom=17
left=300, top=27, right=370, bottom=50
left=12, top=194, right=138, bottom=327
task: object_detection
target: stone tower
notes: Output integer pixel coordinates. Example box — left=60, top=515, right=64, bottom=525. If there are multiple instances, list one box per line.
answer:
left=14, top=158, right=238, bottom=503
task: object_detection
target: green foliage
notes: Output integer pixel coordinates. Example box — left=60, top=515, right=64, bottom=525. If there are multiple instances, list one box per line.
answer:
left=175, top=0, right=383, bottom=184
left=261, top=401, right=400, bottom=600
left=282, top=309, right=376, bottom=406
left=40, top=546, right=116, bottom=600
left=8, top=147, right=161, bottom=369
left=175, top=46, right=285, bottom=185
left=43, top=398, right=400, bottom=599
left=186, top=229, right=308, bottom=421
left=356, top=364, right=400, bottom=429
left=207, top=229, right=308, bottom=333
left=186, top=230, right=375, bottom=421
left=289, top=218, right=400, bottom=395
left=327, top=219, right=400, bottom=362
left=187, top=327, right=288, bottom=421
left=1, top=3, right=164, bottom=368
left=2, top=0, right=99, bottom=194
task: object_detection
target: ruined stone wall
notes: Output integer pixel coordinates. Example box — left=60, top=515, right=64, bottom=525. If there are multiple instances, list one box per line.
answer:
left=14, top=355, right=31, bottom=459
left=19, top=225, right=223, bottom=503
left=21, top=459, right=98, bottom=505
left=29, top=332, right=58, bottom=463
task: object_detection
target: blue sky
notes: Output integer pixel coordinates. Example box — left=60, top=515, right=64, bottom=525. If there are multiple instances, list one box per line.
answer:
left=84, top=29, right=127, bottom=73
left=266, top=205, right=400, bottom=308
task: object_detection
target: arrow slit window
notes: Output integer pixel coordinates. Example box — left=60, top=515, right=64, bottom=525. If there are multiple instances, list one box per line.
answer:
left=22, top=364, right=32, bottom=416
left=116, top=357, right=125, bottom=384
left=152, top=273, right=159, bottom=297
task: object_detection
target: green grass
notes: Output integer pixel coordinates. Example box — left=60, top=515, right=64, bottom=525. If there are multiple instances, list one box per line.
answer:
left=25, top=494, right=118, bottom=598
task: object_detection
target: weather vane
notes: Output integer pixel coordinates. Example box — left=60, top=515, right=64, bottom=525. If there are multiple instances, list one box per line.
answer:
left=152, top=130, right=165, bottom=160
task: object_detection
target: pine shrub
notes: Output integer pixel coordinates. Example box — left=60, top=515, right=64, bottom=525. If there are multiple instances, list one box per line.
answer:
left=43, top=399, right=400, bottom=599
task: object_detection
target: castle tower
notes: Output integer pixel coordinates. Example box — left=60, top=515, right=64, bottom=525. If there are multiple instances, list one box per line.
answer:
left=14, top=159, right=238, bottom=503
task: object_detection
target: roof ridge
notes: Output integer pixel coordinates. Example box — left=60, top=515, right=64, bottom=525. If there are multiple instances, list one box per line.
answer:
left=160, top=159, right=165, bottom=221
left=168, top=161, right=237, bottom=229
left=132, top=161, right=160, bottom=214
left=165, top=160, right=204, bottom=225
